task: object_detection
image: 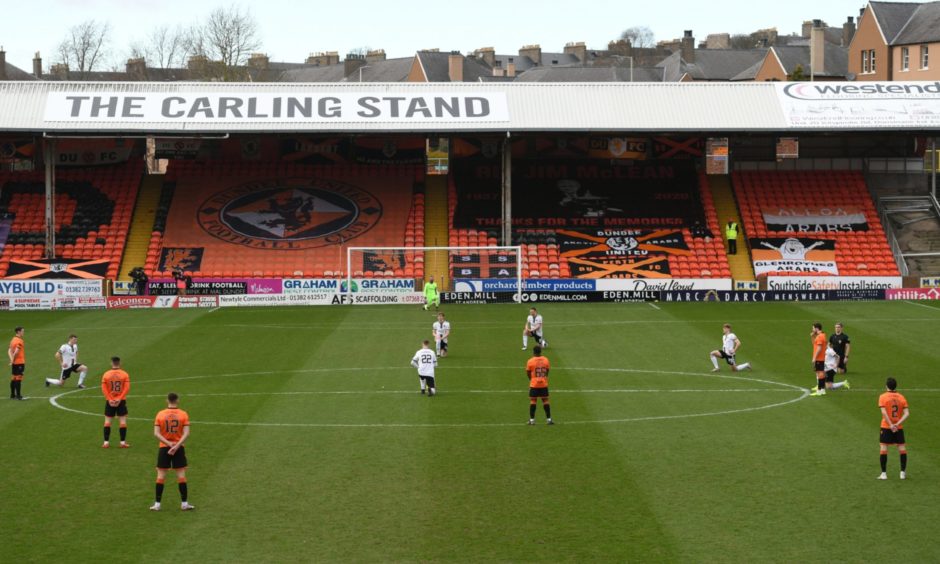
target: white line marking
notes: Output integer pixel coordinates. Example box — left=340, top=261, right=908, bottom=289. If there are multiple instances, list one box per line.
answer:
left=49, top=366, right=809, bottom=428
left=904, top=300, right=940, bottom=311
left=58, top=388, right=796, bottom=399
left=649, top=303, right=661, bottom=310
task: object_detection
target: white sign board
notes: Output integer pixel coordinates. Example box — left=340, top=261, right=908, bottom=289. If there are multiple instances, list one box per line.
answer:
left=767, top=276, right=902, bottom=291
left=776, top=82, right=940, bottom=129
left=594, top=278, right=733, bottom=292
left=45, top=92, right=510, bottom=124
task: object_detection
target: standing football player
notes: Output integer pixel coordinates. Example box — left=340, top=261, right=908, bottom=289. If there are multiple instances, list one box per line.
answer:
left=523, top=307, right=546, bottom=351
left=46, top=334, right=89, bottom=388
left=101, top=356, right=130, bottom=448
left=411, top=340, right=438, bottom=396
left=432, top=312, right=451, bottom=357
left=709, top=324, right=752, bottom=372
left=151, top=392, right=195, bottom=511
left=526, top=346, right=553, bottom=425
left=809, top=322, right=828, bottom=396
left=878, top=377, right=909, bottom=480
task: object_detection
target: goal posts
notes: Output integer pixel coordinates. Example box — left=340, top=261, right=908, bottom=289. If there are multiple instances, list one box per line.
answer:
left=346, top=246, right=523, bottom=303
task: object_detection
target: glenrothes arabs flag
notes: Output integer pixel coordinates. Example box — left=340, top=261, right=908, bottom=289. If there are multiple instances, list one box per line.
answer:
left=558, top=229, right=691, bottom=259
left=5, top=258, right=109, bottom=279
left=750, top=238, right=838, bottom=275
left=763, top=207, right=868, bottom=232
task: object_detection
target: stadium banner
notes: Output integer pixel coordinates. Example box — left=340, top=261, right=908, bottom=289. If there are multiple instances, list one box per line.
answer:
left=177, top=295, right=220, bottom=308
left=776, top=82, right=940, bottom=129
left=452, top=159, right=703, bottom=230
left=107, top=296, right=161, bottom=309
left=442, top=290, right=658, bottom=304
left=112, top=281, right=137, bottom=295
left=596, top=278, right=733, bottom=291
left=762, top=207, right=868, bottom=232
left=9, top=297, right=57, bottom=310
left=219, top=293, right=335, bottom=307
left=4, top=258, right=110, bottom=279
left=0, top=279, right=103, bottom=298
left=282, top=278, right=417, bottom=294
left=331, top=292, right=425, bottom=305
left=453, top=279, right=595, bottom=292
left=767, top=276, right=903, bottom=291
left=158, top=248, right=205, bottom=273
left=920, top=277, right=940, bottom=288
left=568, top=255, right=671, bottom=278
left=53, top=138, right=133, bottom=166
left=661, top=289, right=885, bottom=302
left=54, top=296, right=108, bottom=309
left=587, top=137, right=648, bottom=160
left=44, top=92, right=511, bottom=124
left=148, top=278, right=282, bottom=295
left=750, top=238, right=838, bottom=275
left=154, top=138, right=203, bottom=159
left=557, top=228, right=691, bottom=259
left=886, top=288, right=940, bottom=300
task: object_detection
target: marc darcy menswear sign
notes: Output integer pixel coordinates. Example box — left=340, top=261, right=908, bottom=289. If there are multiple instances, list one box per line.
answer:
left=44, top=93, right=510, bottom=123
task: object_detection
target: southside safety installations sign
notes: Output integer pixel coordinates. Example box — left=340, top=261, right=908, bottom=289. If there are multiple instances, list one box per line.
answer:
left=44, top=92, right=509, bottom=124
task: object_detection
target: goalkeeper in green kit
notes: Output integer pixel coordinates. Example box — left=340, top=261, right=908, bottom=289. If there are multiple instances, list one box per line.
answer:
left=423, top=275, right=440, bottom=311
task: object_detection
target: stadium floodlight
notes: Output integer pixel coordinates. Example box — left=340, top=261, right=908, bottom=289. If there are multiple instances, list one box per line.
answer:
left=346, top=246, right=523, bottom=304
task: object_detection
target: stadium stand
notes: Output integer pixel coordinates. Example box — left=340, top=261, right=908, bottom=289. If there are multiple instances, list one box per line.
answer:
left=0, top=162, right=141, bottom=279
left=448, top=170, right=731, bottom=279
left=148, top=162, right=424, bottom=278
left=733, top=171, right=899, bottom=276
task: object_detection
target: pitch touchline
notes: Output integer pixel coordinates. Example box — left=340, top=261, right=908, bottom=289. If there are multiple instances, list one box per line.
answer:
left=48, top=366, right=810, bottom=428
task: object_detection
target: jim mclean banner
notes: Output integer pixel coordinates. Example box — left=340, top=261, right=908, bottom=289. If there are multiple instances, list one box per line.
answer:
left=44, top=92, right=510, bottom=124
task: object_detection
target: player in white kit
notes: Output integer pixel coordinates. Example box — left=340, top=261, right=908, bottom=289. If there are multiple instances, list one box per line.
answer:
left=432, top=312, right=451, bottom=357
left=522, top=307, right=546, bottom=350
left=45, top=334, right=89, bottom=388
left=709, top=324, right=752, bottom=372
left=411, top=340, right=438, bottom=396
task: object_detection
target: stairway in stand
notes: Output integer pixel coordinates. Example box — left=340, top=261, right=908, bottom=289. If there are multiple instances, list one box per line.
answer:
left=708, top=175, right=755, bottom=281
left=423, top=175, right=450, bottom=289
left=117, top=174, right=163, bottom=280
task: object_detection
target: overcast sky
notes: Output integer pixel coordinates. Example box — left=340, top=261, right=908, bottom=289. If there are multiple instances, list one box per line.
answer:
left=0, top=0, right=929, bottom=72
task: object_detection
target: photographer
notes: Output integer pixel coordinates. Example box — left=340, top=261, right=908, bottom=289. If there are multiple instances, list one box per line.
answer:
left=129, top=267, right=149, bottom=296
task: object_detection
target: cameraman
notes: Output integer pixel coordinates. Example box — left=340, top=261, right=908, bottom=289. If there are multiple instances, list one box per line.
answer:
left=130, top=267, right=149, bottom=296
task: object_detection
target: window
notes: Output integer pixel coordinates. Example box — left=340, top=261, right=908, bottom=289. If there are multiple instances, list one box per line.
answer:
left=901, top=47, right=909, bottom=71
left=923, top=45, right=930, bottom=69
left=870, top=49, right=877, bottom=73
left=862, top=50, right=869, bottom=73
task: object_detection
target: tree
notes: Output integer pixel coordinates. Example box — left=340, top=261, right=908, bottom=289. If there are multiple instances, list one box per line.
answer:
left=184, top=6, right=261, bottom=81
left=620, top=26, right=655, bottom=48
left=730, top=34, right=758, bottom=50
left=56, top=20, right=111, bottom=78
left=791, top=64, right=808, bottom=81
left=146, top=25, right=187, bottom=69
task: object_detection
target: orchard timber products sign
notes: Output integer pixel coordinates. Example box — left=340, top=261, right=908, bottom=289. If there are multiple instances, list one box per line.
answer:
left=44, top=92, right=509, bottom=123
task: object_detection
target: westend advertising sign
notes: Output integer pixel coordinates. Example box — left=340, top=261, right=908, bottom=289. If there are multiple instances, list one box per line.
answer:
left=777, top=82, right=940, bottom=129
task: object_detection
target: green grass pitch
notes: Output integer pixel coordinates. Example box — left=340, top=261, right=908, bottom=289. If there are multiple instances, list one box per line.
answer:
left=1, top=300, right=939, bottom=562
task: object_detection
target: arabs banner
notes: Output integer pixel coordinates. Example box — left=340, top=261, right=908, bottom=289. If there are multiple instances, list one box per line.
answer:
left=4, top=258, right=109, bottom=279
left=750, top=238, right=838, bottom=275
left=763, top=207, right=868, bottom=232
left=557, top=228, right=691, bottom=259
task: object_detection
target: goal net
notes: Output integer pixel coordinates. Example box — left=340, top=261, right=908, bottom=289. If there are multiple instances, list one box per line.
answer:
left=346, top=246, right=523, bottom=304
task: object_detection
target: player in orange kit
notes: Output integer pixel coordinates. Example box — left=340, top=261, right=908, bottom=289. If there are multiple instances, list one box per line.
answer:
left=151, top=392, right=194, bottom=511
left=809, top=322, right=828, bottom=396
left=526, top=346, right=553, bottom=425
left=877, top=377, right=910, bottom=481
left=101, top=356, right=130, bottom=448
left=9, top=326, right=26, bottom=400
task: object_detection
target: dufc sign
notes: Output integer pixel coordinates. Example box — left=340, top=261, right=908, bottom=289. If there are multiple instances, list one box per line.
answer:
left=44, top=92, right=510, bottom=123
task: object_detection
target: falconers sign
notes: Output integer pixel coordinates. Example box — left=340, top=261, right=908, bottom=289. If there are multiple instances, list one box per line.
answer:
left=44, top=92, right=510, bottom=124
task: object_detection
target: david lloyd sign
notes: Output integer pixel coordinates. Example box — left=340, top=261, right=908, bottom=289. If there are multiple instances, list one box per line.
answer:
left=44, top=92, right=510, bottom=123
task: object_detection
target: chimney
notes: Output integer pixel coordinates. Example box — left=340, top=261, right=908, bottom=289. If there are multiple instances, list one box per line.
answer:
left=125, top=57, right=147, bottom=80
left=366, top=49, right=386, bottom=63
left=448, top=52, right=463, bottom=82
left=475, top=47, right=496, bottom=66
left=759, top=38, right=769, bottom=48
left=33, top=52, right=42, bottom=78
left=344, top=53, right=366, bottom=78
left=51, top=63, right=69, bottom=79
left=810, top=19, right=825, bottom=76
left=306, top=51, right=340, bottom=66
left=842, top=16, right=856, bottom=46
left=705, top=33, right=731, bottom=49
left=681, top=30, right=695, bottom=63
left=519, top=44, right=542, bottom=66
left=802, top=20, right=814, bottom=38
left=247, top=53, right=269, bottom=69
left=507, top=62, right=516, bottom=78
left=0, top=48, right=6, bottom=81
left=564, top=41, right=587, bottom=62
left=187, top=55, right=208, bottom=71
left=607, top=39, right=633, bottom=57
